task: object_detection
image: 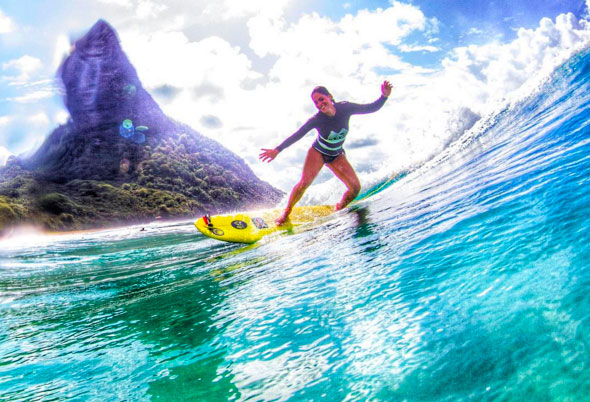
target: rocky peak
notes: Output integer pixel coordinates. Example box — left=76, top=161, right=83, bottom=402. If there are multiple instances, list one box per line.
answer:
left=59, top=19, right=165, bottom=132
left=0, top=19, right=283, bottom=231
left=73, top=19, right=119, bottom=58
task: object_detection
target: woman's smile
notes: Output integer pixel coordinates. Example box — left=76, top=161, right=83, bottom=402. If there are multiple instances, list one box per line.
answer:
left=312, top=93, right=336, bottom=116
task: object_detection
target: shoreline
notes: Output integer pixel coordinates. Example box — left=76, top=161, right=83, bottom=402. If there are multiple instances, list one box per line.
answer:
left=0, top=216, right=197, bottom=241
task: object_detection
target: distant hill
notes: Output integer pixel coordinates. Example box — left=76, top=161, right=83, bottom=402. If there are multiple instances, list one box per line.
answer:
left=0, top=20, right=282, bottom=233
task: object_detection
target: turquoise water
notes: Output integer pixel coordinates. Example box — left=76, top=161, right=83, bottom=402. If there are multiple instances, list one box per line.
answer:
left=2, top=49, right=590, bottom=401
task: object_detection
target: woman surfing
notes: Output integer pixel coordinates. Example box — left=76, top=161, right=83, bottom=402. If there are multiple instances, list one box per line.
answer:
left=260, top=80, right=393, bottom=225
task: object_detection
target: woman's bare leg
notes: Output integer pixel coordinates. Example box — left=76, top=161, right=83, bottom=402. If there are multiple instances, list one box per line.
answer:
left=326, top=153, right=361, bottom=211
left=276, top=148, right=325, bottom=225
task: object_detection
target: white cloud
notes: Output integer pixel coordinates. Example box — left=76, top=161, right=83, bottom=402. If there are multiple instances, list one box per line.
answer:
left=0, top=146, right=11, bottom=166
left=55, top=110, right=70, bottom=125
left=96, top=0, right=133, bottom=8
left=204, top=0, right=291, bottom=20
left=0, top=8, right=15, bottom=34
left=441, top=13, right=590, bottom=108
left=28, top=112, right=50, bottom=127
left=52, top=34, right=72, bottom=71
left=2, top=55, right=43, bottom=84
left=0, top=112, right=56, bottom=161
left=248, top=1, right=432, bottom=60
left=398, top=44, right=440, bottom=52
left=136, top=0, right=168, bottom=19
left=0, top=115, right=12, bottom=127
left=7, top=89, right=54, bottom=103
left=0, top=117, right=15, bottom=165
left=341, top=2, right=429, bottom=46
left=120, top=29, right=264, bottom=137
left=81, top=0, right=170, bottom=21
left=122, top=31, right=260, bottom=89
left=467, top=27, right=484, bottom=36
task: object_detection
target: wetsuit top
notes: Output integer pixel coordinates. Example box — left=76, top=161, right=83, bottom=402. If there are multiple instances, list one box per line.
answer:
left=276, top=95, right=388, bottom=157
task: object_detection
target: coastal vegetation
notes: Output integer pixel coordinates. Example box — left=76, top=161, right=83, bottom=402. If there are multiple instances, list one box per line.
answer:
left=0, top=122, right=281, bottom=233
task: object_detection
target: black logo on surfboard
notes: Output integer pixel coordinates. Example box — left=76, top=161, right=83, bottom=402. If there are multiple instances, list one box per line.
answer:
left=209, top=228, right=224, bottom=236
left=231, top=220, right=248, bottom=229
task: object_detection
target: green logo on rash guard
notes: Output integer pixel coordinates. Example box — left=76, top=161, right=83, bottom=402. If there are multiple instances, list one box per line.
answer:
left=326, top=128, right=348, bottom=143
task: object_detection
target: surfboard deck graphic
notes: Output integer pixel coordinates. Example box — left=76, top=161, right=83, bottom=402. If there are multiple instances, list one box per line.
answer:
left=194, top=205, right=334, bottom=244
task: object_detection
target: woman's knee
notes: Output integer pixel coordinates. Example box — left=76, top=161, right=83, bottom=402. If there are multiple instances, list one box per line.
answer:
left=297, top=177, right=314, bottom=191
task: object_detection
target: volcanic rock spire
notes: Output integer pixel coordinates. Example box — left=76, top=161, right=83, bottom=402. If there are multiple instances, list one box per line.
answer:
left=59, top=19, right=166, bottom=132
left=10, top=19, right=283, bottom=226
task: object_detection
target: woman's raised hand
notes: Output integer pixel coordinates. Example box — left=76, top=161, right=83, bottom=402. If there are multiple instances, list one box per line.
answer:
left=381, top=80, right=393, bottom=98
left=259, top=148, right=279, bottom=163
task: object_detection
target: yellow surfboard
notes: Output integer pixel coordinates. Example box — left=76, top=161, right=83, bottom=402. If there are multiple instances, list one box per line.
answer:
left=194, top=172, right=407, bottom=244
left=194, top=205, right=334, bottom=244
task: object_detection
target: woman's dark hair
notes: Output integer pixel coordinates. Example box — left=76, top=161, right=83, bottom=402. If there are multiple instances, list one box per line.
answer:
left=311, top=86, right=334, bottom=101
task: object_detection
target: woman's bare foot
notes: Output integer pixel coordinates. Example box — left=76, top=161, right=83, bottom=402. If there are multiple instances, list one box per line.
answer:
left=275, top=210, right=290, bottom=226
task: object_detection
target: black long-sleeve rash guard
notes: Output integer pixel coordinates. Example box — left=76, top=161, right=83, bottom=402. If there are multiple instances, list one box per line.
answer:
left=276, top=95, right=387, bottom=158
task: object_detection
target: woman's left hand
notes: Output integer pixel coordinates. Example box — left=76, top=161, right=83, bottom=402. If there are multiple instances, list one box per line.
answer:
left=259, top=148, right=279, bottom=163
left=381, top=80, right=393, bottom=98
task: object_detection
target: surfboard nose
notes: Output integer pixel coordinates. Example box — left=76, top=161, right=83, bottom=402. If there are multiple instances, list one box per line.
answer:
left=202, top=215, right=213, bottom=227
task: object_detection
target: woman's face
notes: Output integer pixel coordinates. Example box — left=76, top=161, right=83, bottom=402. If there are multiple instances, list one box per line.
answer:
left=312, top=92, right=336, bottom=116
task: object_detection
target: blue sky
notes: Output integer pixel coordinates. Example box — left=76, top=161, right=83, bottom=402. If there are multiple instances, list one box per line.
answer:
left=1, top=0, right=589, bottom=196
